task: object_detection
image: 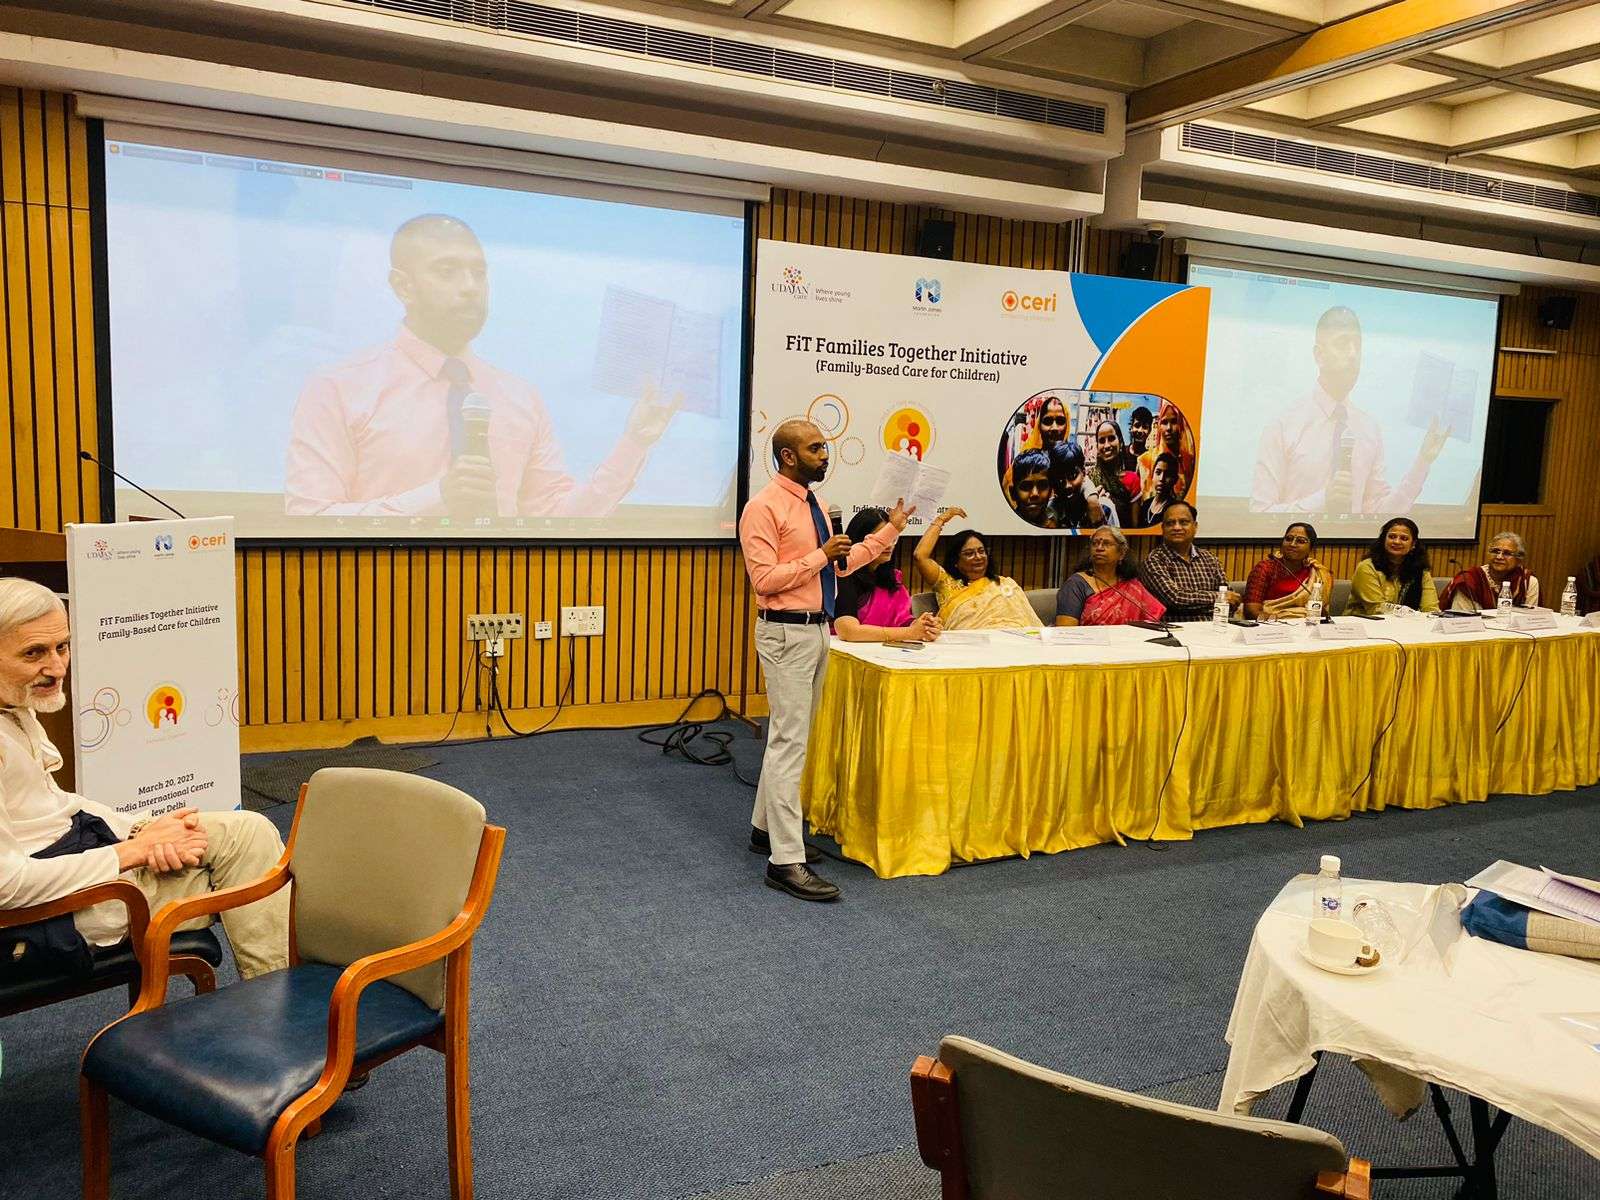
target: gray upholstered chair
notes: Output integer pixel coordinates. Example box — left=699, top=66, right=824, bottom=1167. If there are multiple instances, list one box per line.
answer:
left=1026, top=588, right=1058, bottom=625
left=1330, top=578, right=1352, bottom=617
left=81, top=769, right=506, bottom=1200
left=912, top=1036, right=1371, bottom=1199
left=911, top=591, right=938, bottom=618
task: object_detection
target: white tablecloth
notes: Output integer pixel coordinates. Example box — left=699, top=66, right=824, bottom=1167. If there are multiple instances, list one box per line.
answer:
left=1221, top=876, right=1600, bottom=1160
left=832, top=612, right=1598, bottom=671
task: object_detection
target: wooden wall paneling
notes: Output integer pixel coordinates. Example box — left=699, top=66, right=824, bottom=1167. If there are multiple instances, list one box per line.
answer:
left=9, top=82, right=1597, bottom=745
left=283, top=551, right=304, bottom=725
left=4, top=199, right=37, bottom=530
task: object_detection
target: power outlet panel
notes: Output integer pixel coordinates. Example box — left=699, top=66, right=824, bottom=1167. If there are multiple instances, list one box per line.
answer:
left=467, top=613, right=524, bottom=642
left=561, top=605, right=604, bottom=637
left=533, top=620, right=553, bottom=640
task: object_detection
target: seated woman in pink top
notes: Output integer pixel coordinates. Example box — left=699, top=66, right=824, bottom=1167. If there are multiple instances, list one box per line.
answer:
left=832, top=508, right=942, bottom=643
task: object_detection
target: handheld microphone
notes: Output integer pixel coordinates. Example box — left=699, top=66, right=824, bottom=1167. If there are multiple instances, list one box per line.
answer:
left=460, top=392, right=491, bottom=458
left=1337, top=431, right=1356, bottom=474
left=78, top=449, right=186, bottom=519
left=826, top=504, right=848, bottom=571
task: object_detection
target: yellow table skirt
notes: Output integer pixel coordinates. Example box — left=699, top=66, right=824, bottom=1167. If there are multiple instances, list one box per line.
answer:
left=802, top=633, right=1600, bottom=878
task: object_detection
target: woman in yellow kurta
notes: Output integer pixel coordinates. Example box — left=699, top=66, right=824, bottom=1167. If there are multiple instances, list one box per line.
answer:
left=913, top=507, right=1042, bottom=629
left=1346, top=516, right=1440, bottom=615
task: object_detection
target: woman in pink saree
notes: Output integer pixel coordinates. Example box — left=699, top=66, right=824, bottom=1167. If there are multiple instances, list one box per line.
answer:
left=831, top=507, right=942, bottom=644
left=1053, top=526, right=1166, bottom=627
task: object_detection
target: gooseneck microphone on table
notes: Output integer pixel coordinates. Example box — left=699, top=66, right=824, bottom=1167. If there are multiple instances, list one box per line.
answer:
left=78, top=449, right=187, bottom=519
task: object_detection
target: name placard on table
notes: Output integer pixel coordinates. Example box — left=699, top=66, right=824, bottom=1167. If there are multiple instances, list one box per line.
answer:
left=1041, top=626, right=1112, bottom=646
left=1431, top=614, right=1487, bottom=636
left=1507, top=611, right=1559, bottom=631
left=1237, top=624, right=1296, bottom=645
left=1313, top=622, right=1369, bottom=640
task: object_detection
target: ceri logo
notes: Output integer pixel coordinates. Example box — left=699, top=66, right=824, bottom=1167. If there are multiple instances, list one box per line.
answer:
left=770, top=266, right=810, bottom=299
left=146, top=684, right=185, bottom=730
left=914, top=278, right=942, bottom=305
left=187, top=533, right=227, bottom=552
left=1002, top=289, right=1057, bottom=314
left=154, top=534, right=173, bottom=553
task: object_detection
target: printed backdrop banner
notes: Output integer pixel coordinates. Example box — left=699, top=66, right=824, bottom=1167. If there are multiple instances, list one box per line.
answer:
left=65, top=518, right=240, bottom=817
left=748, top=241, right=1210, bottom=535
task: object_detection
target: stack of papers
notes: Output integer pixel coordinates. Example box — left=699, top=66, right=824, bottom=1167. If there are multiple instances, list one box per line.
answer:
left=1466, top=861, right=1600, bottom=928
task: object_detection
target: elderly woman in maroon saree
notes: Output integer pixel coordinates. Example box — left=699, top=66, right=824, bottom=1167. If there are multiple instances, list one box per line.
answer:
left=1442, top=531, right=1541, bottom=611
left=1054, top=526, right=1166, bottom=626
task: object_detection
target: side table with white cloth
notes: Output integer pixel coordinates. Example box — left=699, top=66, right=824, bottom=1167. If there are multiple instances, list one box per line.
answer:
left=1222, top=876, right=1600, bottom=1197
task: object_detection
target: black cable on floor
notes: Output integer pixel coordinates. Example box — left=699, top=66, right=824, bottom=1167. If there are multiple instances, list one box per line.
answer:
left=417, top=649, right=487, bottom=748
left=637, top=689, right=762, bottom=787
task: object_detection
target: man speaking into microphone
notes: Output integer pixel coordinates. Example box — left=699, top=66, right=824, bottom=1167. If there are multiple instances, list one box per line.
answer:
left=739, top=419, right=914, bottom=903
left=284, top=214, right=677, bottom=519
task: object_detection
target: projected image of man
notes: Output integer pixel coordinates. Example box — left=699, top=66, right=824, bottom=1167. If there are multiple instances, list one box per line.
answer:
left=1250, top=306, right=1449, bottom=517
left=284, top=214, right=677, bottom=518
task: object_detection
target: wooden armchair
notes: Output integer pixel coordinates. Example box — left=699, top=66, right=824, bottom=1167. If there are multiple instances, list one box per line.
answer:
left=79, top=769, right=506, bottom=1200
left=912, top=1037, right=1371, bottom=1200
left=1, top=878, right=218, bottom=1019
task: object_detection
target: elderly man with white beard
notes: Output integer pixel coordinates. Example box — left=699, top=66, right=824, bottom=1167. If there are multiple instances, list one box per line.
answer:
left=0, top=577, right=288, bottom=979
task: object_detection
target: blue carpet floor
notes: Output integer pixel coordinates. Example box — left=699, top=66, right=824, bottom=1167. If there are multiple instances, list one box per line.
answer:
left=2, top=723, right=1598, bottom=1199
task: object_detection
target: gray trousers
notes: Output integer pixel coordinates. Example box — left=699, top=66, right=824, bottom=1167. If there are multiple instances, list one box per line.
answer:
left=751, top=620, right=829, bottom=866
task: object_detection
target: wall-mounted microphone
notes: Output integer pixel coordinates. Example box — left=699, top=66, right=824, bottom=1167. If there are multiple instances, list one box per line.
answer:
left=79, top=449, right=186, bottom=519
left=461, top=392, right=491, bottom=458
left=826, top=504, right=848, bottom=572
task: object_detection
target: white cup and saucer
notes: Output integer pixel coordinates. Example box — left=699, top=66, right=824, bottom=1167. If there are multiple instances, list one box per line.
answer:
left=1299, top=917, right=1383, bottom=975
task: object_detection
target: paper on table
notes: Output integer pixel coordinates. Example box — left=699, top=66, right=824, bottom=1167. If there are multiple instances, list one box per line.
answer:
left=1466, top=861, right=1600, bottom=928
left=1542, top=868, right=1600, bottom=923
left=592, top=285, right=723, bottom=417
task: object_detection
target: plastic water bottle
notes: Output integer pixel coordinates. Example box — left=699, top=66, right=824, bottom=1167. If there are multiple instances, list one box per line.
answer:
left=1313, top=854, right=1342, bottom=920
left=1212, top=585, right=1230, bottom=631
left=1562, top=577, right=1579, bottom=617
left=1305, top=579, right=1324, bottom=626
left=1497, top=580, right=1513, bottom=614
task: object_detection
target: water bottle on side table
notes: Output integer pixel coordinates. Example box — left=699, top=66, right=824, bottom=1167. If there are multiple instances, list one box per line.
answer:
left=1305, top=579, right=1324, bottom=626
left=1313, top=854, right=1342, bottom=920
left=1562, top=577, right=1579, bottom=618
left=1497, top=581, right=1513, bottom=614
left=1212, top=586, right=1231, bottom=631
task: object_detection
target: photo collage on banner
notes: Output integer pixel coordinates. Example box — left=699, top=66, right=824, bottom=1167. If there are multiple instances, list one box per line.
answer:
left=749, top=242, right=1210, bottom=536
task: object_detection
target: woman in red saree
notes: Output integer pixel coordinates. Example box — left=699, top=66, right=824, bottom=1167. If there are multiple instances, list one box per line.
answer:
left=1053, top=526, right=1166, bottom=626
left=1442, top=531, right=1541, bottom=611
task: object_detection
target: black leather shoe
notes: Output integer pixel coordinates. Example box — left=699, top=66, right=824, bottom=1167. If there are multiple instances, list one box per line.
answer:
left=749, top=827, right=821, bottom=863
left=765, top=862, right=841, bottom=902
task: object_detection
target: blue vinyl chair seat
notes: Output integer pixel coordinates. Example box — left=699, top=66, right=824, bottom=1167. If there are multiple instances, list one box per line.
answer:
left=83, top=962, right=442, bottom=1155
left=0, top=928, right=221, bottom=1012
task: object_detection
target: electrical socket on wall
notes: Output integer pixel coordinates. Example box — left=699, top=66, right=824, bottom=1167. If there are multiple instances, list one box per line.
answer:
left=560, top=606, right=604, bottom=637
left=466, top=613, right=524, bottom=642
left=533, top=621, right=553, bottom=640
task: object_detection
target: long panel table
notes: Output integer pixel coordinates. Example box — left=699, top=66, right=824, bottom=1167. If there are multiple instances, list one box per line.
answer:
left=801, top=615, right=1600, bottom=878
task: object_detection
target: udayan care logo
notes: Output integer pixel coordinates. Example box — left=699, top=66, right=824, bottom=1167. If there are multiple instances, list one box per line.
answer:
left=770, top=266, right=810, bottom=299
left=146, top=684, right=185, bottom=730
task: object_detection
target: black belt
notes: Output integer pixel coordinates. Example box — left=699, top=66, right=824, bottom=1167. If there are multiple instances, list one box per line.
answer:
left=758, top=610, right=828, bottom=625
